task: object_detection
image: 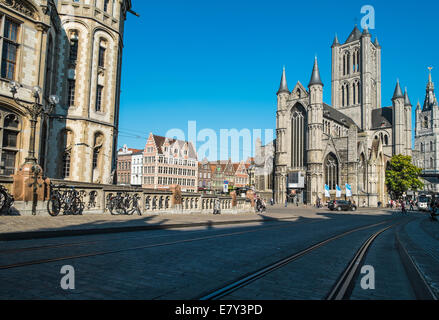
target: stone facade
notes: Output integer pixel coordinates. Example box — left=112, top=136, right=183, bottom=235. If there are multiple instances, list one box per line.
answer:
left=274, top=26, right=412, bottom=207
left=0, top=0, right=132, bottom=184
left=414, top=69, right=439, bottom=192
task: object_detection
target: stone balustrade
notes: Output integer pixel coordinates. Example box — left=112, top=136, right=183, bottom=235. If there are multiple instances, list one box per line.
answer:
left=0, top=176, right=254, bottom=216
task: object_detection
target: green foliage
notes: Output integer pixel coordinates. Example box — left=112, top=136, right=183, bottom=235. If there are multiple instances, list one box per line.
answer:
left=385, top=154, right=424, bottom=199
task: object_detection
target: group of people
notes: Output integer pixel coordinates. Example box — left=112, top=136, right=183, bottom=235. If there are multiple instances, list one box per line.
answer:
left=255, top=196, right=267, bottom=213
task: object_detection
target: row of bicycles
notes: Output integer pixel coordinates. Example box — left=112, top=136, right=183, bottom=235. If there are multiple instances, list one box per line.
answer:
left=106, top=192, right=142, bottom=215
left=47, top=184, right=86, bottom=216
left=47, top=184, right=142, bottom=216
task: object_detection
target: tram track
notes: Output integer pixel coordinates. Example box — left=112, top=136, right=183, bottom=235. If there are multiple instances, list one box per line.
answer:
left=0, top=218, right=337, bottom=270
left=197, top=216, right=437, bottom=301
left=0, top=217, right=302, bottom=255
left=197, top=220, right=391, bottom=300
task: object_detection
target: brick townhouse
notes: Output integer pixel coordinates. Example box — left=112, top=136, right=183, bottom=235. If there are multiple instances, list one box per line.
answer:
left=117, top=145, right=142, bottom=185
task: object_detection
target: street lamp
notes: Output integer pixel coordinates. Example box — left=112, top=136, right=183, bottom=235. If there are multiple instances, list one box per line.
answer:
left=9, top=81, right=59, bottom=164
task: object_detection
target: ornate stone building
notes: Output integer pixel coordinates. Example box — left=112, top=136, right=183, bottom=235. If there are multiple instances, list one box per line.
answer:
left=46, top=0, right=132, bottom=184
left=413, top=69, right=439, bottom=192
left=274, top=26, right=413, bottom=207
left=0, top=0, right=133, bottom=184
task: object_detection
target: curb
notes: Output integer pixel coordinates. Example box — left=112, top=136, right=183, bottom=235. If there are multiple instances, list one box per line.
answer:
left=0, top=216, right=298, bottom=242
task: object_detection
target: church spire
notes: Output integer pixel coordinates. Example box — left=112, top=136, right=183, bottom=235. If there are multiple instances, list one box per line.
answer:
left=277, top=67, right=289, bottom=95
left=404, top=88, right=412, bottom=106
left=424, top=67, right=437, bottom=110
left=392, top=79, right=404, bottom=100
left=308, top=57, right=323, bottom=88
left=332, top=34, right=340, bottom=47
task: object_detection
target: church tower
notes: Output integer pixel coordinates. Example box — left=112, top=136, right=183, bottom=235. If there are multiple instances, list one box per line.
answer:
left=331, top=26, right=381, bottom=130
left=307, top=58, right=324, bottom=205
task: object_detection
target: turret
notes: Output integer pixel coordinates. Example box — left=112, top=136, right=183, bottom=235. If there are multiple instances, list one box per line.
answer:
left=307, top=57, right=324, bottom=204
left=393, top=80, right=405, bottom=155
left=277, top=67, right=289, bottom=110
left=404, top=88, right=412, bottom=156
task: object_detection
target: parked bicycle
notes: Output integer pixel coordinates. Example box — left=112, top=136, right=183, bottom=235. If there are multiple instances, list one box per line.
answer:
left=0, top=185, right=14, bottom=214
left=108, top=192, right=142, bottom=215
left=47, top=184, right=85, bottom=217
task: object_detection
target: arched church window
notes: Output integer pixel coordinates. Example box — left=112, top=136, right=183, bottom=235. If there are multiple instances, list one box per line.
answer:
left=291, top=104, right=306, bottom=168
left=325, top=153, right=339, bottom=190
left=421, top=143, right=424, bottom=152
left=384, top=135, right=389, bottom=146
left=424, top=117, right=429, bottom=128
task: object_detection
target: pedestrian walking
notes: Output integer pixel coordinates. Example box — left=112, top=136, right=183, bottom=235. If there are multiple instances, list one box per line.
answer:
left=401, top=200, right=407, bottom=215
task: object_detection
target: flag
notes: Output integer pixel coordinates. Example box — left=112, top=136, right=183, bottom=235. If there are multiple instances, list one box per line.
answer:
left=336, top=185, right=342, bottom=198
left=324, top=184, right=330, bottom=197
left=346, top=184, right=352, bottom=197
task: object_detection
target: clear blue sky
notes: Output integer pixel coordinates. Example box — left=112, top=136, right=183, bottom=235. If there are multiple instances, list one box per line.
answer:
left=118, top=0, right=439, bottom=160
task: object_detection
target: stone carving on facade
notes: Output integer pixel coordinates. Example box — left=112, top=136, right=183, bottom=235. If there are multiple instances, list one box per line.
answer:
left=1, top=0, right=38, bottom=19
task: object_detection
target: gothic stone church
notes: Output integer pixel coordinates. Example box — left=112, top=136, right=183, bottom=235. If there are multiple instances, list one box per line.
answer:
left=274, top=26, right=412, bottom=207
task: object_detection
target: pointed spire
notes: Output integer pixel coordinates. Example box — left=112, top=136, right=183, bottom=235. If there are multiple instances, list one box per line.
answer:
left=308, top=57, right=323, bottom=88
left=416, top=100, right=421, bottom=111
left=392, top=79, right=404, bottom=100
left=277, top=66, right=289, bottom=95
left=332, top=34, right=340, bottom=47
left=374, top=37, right=381, bottom=48
left=404, top=87, right=412, bottom=106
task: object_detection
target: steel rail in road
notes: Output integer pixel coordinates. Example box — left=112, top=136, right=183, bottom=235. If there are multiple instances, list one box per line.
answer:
left=197, top=220, right=391, bottom=300
left=0, top=218, right=303, bottom=255
left=327, top=218, right=437, bottom=300
left=395, top=225, right=438, bottom=300
left=326, top=221, right=401, bottom=300
left=0, top=218, right=328, bottom=270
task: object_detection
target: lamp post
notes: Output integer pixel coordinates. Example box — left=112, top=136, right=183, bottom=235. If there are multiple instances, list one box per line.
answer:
left=9, top=81, right=59, bottom=165
left=9, top=81, right=59, bottom=215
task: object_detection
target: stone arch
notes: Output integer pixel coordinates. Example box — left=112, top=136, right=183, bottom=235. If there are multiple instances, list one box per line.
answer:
left=324, top=153, right=339, bottom=190
left=290, top=103, right=307, bottom=168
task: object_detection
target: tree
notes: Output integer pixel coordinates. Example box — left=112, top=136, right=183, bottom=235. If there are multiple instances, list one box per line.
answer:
left=385, top=155, right=424, bottom=200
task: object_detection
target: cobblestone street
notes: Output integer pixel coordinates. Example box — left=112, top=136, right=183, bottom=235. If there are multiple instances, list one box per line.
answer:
left=0, top=207, right=437, bottom=300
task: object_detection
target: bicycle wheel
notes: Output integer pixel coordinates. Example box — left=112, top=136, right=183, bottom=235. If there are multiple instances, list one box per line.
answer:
left=110, top=200, right=125, bottom=215
left=0, top=189, right=7, bottom=212
left=72, top=198, right=84, bottom=215
left=47, top=197, right=61, bottom=217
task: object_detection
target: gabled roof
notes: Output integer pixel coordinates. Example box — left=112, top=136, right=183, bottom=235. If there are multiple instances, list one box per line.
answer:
left=345, top=26, right=362, bottom=44
left=323, top=104, right=357, bottom=128
left=149, top=134, right=197, bottom=159
left=371, top=107, right=393, bottom=129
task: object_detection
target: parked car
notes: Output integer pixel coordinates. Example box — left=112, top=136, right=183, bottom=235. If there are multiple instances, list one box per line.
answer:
left=328, top=200, right=357, bottom=212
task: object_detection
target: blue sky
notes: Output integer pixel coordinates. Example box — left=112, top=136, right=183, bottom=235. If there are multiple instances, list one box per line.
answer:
left=118, top=0, right=439, bottom=160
